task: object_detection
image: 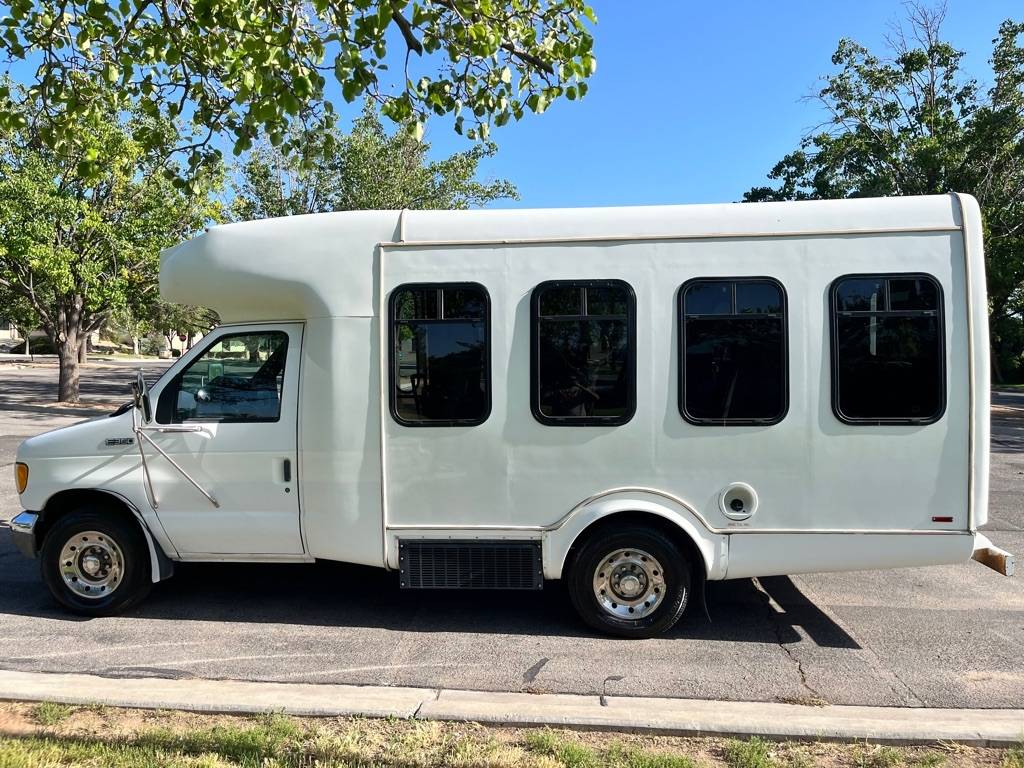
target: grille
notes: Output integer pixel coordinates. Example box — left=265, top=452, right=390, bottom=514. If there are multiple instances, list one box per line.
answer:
left=399, top=540, right=543, bottom=590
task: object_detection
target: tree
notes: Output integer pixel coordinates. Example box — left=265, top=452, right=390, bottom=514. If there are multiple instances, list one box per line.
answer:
left=145, top=300, right=218, bottom=354
left=0, top=1, right=596, bottom=182
left=0, top=97, right=221, bottom=402
left=744, top=4, right=979, bottom=202
left=965, top=21, right=1024, bottom=380
left=232, top=101, right=517, bottom=219
left=110, top=305, right=151, bottom=357
left=112, top=299, right=216, bottom=356
left=743, top=4, right=1024, bottom=380
left=0, top=284, right=38, bottom=353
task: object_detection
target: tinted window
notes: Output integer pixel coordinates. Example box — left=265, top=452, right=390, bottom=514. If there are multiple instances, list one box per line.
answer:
left=836, top=278, right=885, bottom=312
left=156, top=331, right=288, bottom=423
left=538, top=286, right=581, bottom=316
left=684, top=281, right=731, bottom=315
left=888, top=278, right=938, bottom=311
left=736, top=282, right=784, bottom=314
left=681, top=279, right=787, bottom=424
left=391, top=283, right=489, bottom=426
left=831, top=274, right=944, bottom=423
left=532, top=280, right=636, bottom=426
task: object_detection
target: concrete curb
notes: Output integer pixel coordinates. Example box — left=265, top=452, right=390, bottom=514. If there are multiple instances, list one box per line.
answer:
left=0, top=670, right=1022, bottom=746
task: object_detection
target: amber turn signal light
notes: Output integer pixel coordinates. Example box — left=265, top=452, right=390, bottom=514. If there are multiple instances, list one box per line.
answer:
left=14, top=463, right=28, bottom=494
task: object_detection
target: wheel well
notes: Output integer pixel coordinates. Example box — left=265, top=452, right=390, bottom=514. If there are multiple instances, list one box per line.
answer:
left=564, top=511, right=707, bottom=587
left=38, top=489, right=140, bottom=548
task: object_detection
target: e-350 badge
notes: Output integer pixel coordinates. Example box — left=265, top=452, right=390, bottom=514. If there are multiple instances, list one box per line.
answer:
left=104, top=437, right=135, bottom=446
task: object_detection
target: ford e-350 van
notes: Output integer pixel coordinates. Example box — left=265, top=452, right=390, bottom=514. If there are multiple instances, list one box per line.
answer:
left=9, top=194, right=1014, bottom=638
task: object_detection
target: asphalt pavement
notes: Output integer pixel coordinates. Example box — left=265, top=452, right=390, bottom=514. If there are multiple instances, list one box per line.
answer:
left=0, top=360, right=1020, bottom=708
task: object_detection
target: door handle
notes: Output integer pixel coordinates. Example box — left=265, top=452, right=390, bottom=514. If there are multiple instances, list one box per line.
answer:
left=283, top=458, right=292, bottom=483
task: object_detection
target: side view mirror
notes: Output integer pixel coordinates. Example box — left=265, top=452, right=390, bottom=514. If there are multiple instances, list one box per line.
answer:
left=132, top=370, right=152, bottom=423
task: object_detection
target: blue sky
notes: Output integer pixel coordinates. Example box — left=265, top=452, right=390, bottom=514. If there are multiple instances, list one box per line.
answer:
left=420, top=0, right=1019, bottom=209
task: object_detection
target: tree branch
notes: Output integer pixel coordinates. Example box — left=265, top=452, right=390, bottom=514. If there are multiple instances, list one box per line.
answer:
left=390, top=8, right=423, bottom=56
left=500, top=43, right=554, bottom=75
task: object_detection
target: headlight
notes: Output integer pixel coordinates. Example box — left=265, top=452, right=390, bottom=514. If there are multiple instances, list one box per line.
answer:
left=14, top=463, right=28, bottom=494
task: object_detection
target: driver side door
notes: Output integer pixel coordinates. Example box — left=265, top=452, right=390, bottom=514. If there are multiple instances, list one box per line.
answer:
left=145, top=324, right=304, bottom=557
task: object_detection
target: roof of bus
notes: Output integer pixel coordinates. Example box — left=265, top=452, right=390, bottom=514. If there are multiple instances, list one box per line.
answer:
left=160, top=194, right=971, bottom=322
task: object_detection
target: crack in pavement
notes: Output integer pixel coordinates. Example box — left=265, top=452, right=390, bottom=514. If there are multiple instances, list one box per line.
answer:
left=790, top=576, right=926, bottom=707
left=412, top=688, right=440, bottom=718
left=752, top=577, right=823, bottom=702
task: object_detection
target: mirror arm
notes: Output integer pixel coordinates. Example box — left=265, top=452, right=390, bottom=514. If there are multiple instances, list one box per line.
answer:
left=131, top=371, right=218, bottom=510
left=132, top=406, right=159, bottom=509
left=134, top=426, right=220, bottom=509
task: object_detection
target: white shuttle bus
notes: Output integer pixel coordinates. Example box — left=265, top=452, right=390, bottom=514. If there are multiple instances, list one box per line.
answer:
left=9, top=194, right=1014, bottom=637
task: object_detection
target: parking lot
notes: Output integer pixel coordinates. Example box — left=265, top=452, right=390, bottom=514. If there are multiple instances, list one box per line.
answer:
left=0, top=360, right=1021, bottom=708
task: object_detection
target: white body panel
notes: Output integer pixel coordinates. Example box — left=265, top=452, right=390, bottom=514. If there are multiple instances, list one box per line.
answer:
left=15, top=413, right=181, bottom=561
left=142, top=323, right=305, bottom=556
left=379, top=231, right=970, bottom=540
left=16, top=195, right=990, bottom=584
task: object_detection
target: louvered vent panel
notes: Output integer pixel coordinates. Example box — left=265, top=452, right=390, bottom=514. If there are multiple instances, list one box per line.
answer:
left=399, top=540, right=543, bottom=590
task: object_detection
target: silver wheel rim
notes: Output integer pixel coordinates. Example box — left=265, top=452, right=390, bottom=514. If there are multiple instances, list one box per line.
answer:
left=592, top=547, right=666, bottom=620
left=58, top=531, right=124, bottom=600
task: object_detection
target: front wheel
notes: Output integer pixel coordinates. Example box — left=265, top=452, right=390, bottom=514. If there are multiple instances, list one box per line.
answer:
left=567, top=525, right=690, bottom=638
left=40, top=507, right=152, bottom=616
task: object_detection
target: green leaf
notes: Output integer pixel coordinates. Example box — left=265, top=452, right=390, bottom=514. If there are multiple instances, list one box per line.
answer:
left=0, top=0, right=596, bottom=162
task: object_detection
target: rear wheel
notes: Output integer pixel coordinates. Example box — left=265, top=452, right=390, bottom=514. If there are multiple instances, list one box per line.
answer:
left=568, top=525, right=690, bottom=638
left=40, top=507, right=151, bottom=616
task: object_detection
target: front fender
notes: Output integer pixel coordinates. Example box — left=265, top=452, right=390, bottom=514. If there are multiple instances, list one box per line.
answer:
left=541, top=488, right=729, bottom=581
left=35, top=488, right=175, bottom=584
left=95, top=490, right=176, bottom=583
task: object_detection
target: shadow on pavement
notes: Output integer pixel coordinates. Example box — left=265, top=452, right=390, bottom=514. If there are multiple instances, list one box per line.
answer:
left=991, top=395, right=1024, bottom=454
left=0, top=542, right=858, bottom=647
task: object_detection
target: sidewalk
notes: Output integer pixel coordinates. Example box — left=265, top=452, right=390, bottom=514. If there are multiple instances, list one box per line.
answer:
left=0, top=354, right=158, bottom=366
left=0, top=670, right=1020, bottom=746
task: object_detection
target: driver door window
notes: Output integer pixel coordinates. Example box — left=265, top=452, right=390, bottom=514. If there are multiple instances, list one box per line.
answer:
left=156, top=331, right=289, bottom=424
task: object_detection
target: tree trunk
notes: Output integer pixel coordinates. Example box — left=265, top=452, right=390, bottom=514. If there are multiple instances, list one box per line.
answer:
left=53, top=294, right=87, bottom=403
left=244, top=336, right=262, bottom=362
left=991, top=340, right=1004, bottom=385
left=132, top=336, right=140, bottom=356
left=57, top=335, right=81, bottom=403
left=78, top=337, right=88, bottom=364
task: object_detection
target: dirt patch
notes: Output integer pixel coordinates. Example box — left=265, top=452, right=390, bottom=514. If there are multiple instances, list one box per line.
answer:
left=0, top=701, right=1015, bottom=768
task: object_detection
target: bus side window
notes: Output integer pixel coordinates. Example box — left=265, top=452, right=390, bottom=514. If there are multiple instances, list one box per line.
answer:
left=531, top=280, right=637, bottom=427
left=679, top=278, right=788, bottom=426
left=830, top=273, right=945, bottom=424
left=389, top=283, right=491, bottom=427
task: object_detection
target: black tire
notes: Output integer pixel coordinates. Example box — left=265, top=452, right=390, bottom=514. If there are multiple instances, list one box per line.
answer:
left=40, top=506, right=152, bottom=616
left=567, top=525, right=690, bottom=638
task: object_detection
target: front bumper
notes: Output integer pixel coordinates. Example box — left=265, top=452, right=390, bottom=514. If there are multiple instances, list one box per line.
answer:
left=8, top=511, right=39, bottom=559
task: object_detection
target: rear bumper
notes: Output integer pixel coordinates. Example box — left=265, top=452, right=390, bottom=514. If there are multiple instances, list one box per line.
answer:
left=8, top=511, right=39, bottom=559
left=972, top=532, right=1015, bottom=576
